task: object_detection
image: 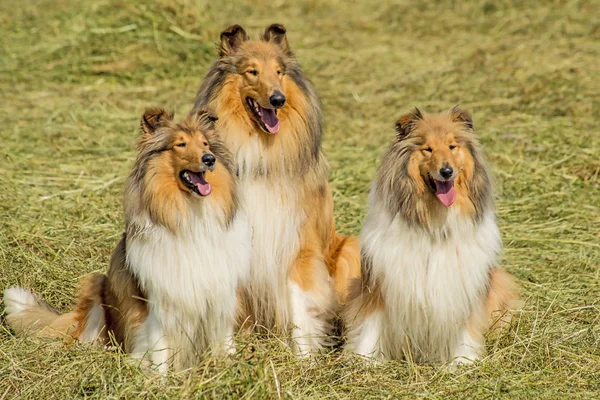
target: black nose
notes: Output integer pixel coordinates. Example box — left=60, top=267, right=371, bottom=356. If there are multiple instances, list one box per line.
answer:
left=439, top=165, right=454, bottom=179
left=269, top=92, right=286, bottom=108
left=202, top=153, right=216, bottom=167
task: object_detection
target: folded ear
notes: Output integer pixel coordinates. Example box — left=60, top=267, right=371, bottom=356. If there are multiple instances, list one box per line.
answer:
left=219, top=24, right=249, bottom=57
left=262, top=23, right=291, bottom=55
left=141, top=107, right=174, bottom=135
left=395, top=107, right=423, bottom=139
left=450, top=105, right=473, bottom=130
left=192, top=106, right=219, bottom=131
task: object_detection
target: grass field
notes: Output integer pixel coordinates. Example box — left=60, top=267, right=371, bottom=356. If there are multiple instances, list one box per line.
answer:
left=1, top=0, right=599, bottom=398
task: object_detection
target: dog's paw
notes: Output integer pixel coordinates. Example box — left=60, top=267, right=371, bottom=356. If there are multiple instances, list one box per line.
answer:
left=446, top=355, right=478, bottom=371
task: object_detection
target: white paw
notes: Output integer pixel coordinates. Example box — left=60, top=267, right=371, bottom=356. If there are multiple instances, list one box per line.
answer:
left=225, top=342, right=236, bottom=356
left=446, top=353, right=480, bottom=371
left=448, top=355, right=474, bottom=368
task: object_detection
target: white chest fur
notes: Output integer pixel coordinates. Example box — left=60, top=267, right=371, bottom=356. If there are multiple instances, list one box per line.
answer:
left=126, top=200, right=250, bottom=363
left=361, top=202, right=501, bottom=362
left=239, top=177, right=304, bottom=328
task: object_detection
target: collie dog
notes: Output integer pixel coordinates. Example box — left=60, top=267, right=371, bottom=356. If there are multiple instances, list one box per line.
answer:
left=4, top=107, right=250, bottom=372
left=344, top=107, right=519, bottom=365
left=193, top=24, right=360, bottom=353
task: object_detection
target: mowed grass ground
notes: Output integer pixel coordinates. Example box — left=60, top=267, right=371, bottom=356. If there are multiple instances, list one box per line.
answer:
left=1, top=0, right=599, bottom=398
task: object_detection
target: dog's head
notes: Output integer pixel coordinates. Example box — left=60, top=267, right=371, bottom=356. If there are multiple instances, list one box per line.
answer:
left=139, top=107, right=219, bottom=197
left=218, top=24, right=293, bottom=135
left=395, top=106, right=478, bottom=208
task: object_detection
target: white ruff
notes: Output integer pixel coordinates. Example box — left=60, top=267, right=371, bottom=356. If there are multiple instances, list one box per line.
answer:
left=240, top=178, right=303, bottom=329
left=126, top=198, right=250, bottom=369
left=219, top=125, right=332, bottom=352
left=347, top=195, right=501, bottom=363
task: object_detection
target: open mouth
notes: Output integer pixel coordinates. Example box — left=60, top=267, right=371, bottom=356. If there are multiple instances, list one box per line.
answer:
left=180, top=170, right=212, bottom=196
left=426, top=174, right=456, bottom=207
left=246, top=97, right=280, bottom=134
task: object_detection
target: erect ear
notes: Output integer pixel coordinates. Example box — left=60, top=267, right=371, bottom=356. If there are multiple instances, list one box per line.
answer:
left=219, top=24, right=249, bottom=57
left=450, top=105, right=473, bottom=130
left=192, top=106, right=219, bottom=130
left=141, top=107, right=174, bottom=135
left=262, top=23, right=291, bottom=55
left=394, top=107, right=424, bottom=139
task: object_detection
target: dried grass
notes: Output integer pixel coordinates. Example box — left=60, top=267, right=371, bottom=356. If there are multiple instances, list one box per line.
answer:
left=1, top=0, right=599, bottom=398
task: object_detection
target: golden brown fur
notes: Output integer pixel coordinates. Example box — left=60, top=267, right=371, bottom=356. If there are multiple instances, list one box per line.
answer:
left=4, top=295, right=78, bottom=339
left=485, top=268, right=521, bottom=331
left=326, top=234, right=361, bottom=304
left=344, top=108, right=519, bottom=363
left=193, top=24, right=360, bottom=350
left=4, top=107, right=241, bottom=366
left=375, top=106, right=491, bottom=230
left=195, top=25, right=324, bottom=178
left=125, top=107, right=237, bottom=232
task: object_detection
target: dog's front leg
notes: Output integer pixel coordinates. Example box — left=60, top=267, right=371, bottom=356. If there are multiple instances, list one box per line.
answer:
left=219, top=302, right=238, bottom=355
left=449, top=322, right=484, bottom=367
left=345, top=311, right=385, bottom=361
left=288, top=250, right=334, bottom=356
left=131, top=309, right=171, bottom=374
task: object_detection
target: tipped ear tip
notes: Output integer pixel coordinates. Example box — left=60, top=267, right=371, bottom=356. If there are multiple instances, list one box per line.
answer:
left=451, top=105, right=473, bottom=128
left=220, top=24, right=248, bottom=43
left=395, top=108, right=425, bottom=138
left=142, top=107, right=170, bottom=119
left=222, top=24, right=244, bottom=35
left=268, top=23, right=286, bottom=33
left=141, top=107, right=173, bottom=133
left=451, top=104, right=470, bottom=115
left=219, top=24, right=248, bottom=56
left=263, top=23, right=290, bottom=49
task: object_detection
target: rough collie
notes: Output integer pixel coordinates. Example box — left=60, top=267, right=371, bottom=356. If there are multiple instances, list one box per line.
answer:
left=344, top=107, right=519, bottom=365
left=192, top=24, right=360, bottom=354
left=4, top=107, right=250, bottom=372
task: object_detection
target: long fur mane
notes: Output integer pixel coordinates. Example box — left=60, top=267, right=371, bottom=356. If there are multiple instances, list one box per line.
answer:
left=124, top=110, right=237, bottom=235
left=192, top=33, right=325, bottom=179
left=374, top=108, right=493, bottom=229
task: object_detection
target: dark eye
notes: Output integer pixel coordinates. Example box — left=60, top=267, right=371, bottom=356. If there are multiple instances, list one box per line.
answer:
left=423, top=147, right=433, bottom=153
left=248, top=70, right=258, bottom=76
left=203, top=142, right=208, bottom=146
left=176, top=143, right=186, bottom=148
left=449, top=145, right=456, bottom=150
left=277, top=70, right=282, bottom=75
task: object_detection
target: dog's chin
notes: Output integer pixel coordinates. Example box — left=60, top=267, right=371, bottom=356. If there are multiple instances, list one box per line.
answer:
left=246, top=97, right=281, bottom=134
left=180, top=170, right=212, bottom=197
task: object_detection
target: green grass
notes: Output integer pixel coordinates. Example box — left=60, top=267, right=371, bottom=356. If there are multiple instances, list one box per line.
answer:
left=1, top=0, right=599, bottom=398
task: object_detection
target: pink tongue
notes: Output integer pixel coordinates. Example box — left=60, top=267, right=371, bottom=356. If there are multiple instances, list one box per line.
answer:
left=434, top=180, right=456, bottom=207
left=260, top=106, right=280, bottom=134
left=188, top=172, right=212, bottom=196
left=196, top=182, right=212, bottom=196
